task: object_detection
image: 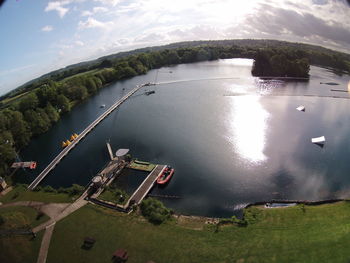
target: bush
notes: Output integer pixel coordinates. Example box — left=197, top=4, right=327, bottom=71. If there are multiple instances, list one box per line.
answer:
left=68, top=184, right=84, bottom=196
left=33, top=186, right=42, bottom=192
left=12, top=191, right=19, bottom=199
left=0, top=215, right=5, bottom=225
left=243, top=207, right=262, bottom=225
left=36, top=212, right=45, bottom=220
left=43, top=185, right=56, bottom=193
left=57, top=187, right=69, bottom=194
left=140, top=198, right=171, bottom=225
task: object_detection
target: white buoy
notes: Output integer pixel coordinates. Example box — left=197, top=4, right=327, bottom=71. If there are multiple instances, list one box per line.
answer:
left=296, top=105, right=305, bottom=112
left=311, top=136, right=325, bottom=144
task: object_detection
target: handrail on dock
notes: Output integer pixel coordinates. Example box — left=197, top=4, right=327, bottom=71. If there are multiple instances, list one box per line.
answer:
left=28, top=85, right=144, bottom=190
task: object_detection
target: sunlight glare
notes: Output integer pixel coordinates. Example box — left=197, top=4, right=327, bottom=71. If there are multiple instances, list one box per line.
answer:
left=228, top=95, right=269, bottom=163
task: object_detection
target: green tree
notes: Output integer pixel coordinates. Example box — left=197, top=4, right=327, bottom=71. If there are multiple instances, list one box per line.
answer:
left=92, top=76, right=102, bottom=89
left=70, top=86, right=88, bottom=101
left=56, top=94, right=71, bottom=113
left=45, top=103, right=59, bottom=123
left=18, top=93, right=39, bottom=112
left=0, top=112, right=9, bottom=131
left=36, top=85, right=58, bottom=107
left=197, top=48, right=210, bottom=61
left=140, top=198, right=171, bottom=224
left=167, top=50, right=181, bottom=64
left=85, top=78, right=97, bottom=94
left=24, top=109, right=51, bottom=135
left=0, top=131, right=16, bottom=163
left=4, top=110, right=31, bottom=148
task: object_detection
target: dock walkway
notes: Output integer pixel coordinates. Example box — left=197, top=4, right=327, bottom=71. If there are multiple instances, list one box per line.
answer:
left=124, top=165, right=166, bottom=207
left=28, top=85, right=143, bottom=190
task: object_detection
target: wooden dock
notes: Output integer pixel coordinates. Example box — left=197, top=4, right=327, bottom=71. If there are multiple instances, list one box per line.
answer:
left=28, top=85, right=144, bottom=190
left=124, top=165, right=166, bottom=207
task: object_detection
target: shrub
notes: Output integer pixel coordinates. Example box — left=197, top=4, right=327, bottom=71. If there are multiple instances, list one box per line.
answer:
left=140, top=198, right=171, bottom=225
left=12, top=191, right=19, bottom=199
left=57, top=187, right=69, bottom=194
left=36, top=212, right=45, bottom=220
left=243, top=207, right=262, bottom=225
left=43, top=185, right=56, bottom=193
left=33, top=186, right=42, bottom=192
left=0, top=215, right=5, bottom=225
left=68, top=184, right=84, bottom=196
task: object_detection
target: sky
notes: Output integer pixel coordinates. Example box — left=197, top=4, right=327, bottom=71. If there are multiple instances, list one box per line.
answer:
left=0, top=0, right=349, bottom=95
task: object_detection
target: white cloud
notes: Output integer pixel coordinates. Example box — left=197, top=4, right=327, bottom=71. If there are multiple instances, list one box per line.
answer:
left=45, top=1, right=70, bottom=18
left=81, top=10, right=93, bottom=16
left=75, top=40, right=84, bottom=46
left=78, top=17, right=113, bottom=29
left=94, top=0, right=120, bottom=6
left=81, top=6, right=108, bottom=16
left=93, top=6, right=108, bottom=13
left=41, top=25, right=53, bottom=32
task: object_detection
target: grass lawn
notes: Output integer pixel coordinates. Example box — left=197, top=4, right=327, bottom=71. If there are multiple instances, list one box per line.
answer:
left=0, top=91, right=30, bottom=106
left=60, top=69, right=102, bottom=83
left=0, top=231, right=44, bottom=263
left=0, top=186, right=76, bottom=204
left=98, top=187, right=129, bottom=205
left=128, top=160, right=156, bottom=172
left=0, top=206, right=49, bottom=229
left=47, top=201, right=350, bottom=263
left=0, top=206, right=47, bottom=263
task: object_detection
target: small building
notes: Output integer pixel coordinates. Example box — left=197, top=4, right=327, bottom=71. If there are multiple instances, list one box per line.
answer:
left=0, top=177, right=7, bottom=191
left=112, top=249, right=128, bottom=262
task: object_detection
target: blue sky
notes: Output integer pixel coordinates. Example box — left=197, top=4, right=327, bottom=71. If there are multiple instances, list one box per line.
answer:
left=0, top=0, right=349, bottom=95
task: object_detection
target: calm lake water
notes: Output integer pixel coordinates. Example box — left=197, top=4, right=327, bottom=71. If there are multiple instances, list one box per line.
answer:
left=19, top=59, right=350, bottom=217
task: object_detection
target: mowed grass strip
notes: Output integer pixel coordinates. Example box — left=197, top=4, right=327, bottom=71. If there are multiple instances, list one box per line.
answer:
left=47, top=201, right=350, bottom=263
left=0, top=186, right=76, bottom=204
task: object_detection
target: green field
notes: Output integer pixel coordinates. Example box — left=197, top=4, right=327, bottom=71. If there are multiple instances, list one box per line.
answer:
left=46, top=201, right=350, bottom=263
left=0, top=91, right=30, bottom=106
left=60, top=69, right=102, bottom=83
left=0, top=206, right=47, bottom=263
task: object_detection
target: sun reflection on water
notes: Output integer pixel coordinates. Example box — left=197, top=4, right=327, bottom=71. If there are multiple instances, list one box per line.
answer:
left=228, top=95, right=269, bottom=164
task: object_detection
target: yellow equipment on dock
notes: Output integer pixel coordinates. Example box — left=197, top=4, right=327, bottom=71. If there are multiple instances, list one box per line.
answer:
left=62, top=133, right=79, bottom=148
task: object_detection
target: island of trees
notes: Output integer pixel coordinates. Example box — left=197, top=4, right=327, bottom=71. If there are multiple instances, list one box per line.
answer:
left=0, top=39, right=349, bottom=181
left=252, top=49, right=310, bottom=77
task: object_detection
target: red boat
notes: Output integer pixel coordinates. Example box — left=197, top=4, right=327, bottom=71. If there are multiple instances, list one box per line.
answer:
left=157, top=166, right=174, bottom=185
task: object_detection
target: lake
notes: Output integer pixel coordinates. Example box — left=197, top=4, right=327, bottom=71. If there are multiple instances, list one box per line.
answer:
left=19, top=59, right=350, bottom=217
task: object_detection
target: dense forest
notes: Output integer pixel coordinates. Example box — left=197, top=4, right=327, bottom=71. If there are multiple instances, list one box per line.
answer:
left=252, top=50, right=310, bottom=77
left=0, top=39, right=349, bottom=180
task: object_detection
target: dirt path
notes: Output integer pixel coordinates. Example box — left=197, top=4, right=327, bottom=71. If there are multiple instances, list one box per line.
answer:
left=36, top=222, right=56, bottom=263
left=0, top=201, right=70, bottom=219
left=32, top=196, right=88, bottom=233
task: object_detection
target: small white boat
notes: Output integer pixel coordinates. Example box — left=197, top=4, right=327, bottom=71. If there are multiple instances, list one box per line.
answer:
left=311, top=136, right=325, bottom=144
left=100, top=104, right=105, bottom=108
left=296, top=105, right=305, bottom=112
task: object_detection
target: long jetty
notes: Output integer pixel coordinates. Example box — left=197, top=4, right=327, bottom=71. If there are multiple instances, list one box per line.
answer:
left=28, top=85, right=144, bottom=190
left=124, top=165, right=166, bottom=207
